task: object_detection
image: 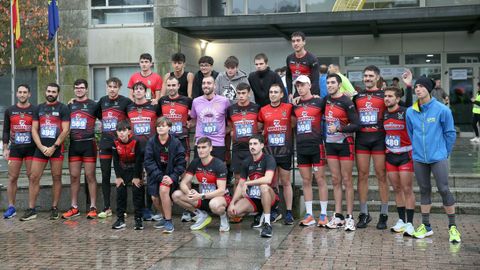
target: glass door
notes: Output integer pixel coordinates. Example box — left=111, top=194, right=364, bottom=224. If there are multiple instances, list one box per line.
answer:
left=449, top=67, right=475, bottom=131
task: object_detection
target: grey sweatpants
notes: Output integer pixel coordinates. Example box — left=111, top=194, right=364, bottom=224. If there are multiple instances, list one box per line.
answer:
left=413, top=160, right=455, bottom=206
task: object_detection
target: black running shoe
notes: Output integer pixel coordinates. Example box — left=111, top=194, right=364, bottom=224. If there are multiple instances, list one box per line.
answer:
left=357, top=213, right=372, bottom=229
left=251, top=213, right=262, bottom=228
left=134, top=218, right=144, bottom=230
left=376, top=214, right=388, bottom=230
left=50, top=207, right=60, bottom=220
left=20, top=208, right=37, bottom=221
left=112, top=218, right=126, bottom=229
left=260, top=223, right=273, bottom=238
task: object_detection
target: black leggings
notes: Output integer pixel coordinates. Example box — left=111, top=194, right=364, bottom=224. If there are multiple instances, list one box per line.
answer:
left=116, top=171, right=145, bottom=219
left=472, top=113, right=480, bottom=137
left=100, top=157, right=112, bottom=209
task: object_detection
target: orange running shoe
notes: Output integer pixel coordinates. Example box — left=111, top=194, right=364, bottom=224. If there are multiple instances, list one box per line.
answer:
left=317, top=214, right=329, bottom=227
left=299, top=214, right=316, bottom=226
left=62, top=207, right=80, bottom=219
left=229, top=216, right=243, bottom=223
left=87, top=207, right=97, bottom=219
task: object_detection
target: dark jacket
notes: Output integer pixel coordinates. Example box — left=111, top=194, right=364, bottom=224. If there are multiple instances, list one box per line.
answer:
left=192, top=70, right=219, bottom=99
left=248, top=67, right=287, bottom=107
left=144, top=134, right=186, bottom=184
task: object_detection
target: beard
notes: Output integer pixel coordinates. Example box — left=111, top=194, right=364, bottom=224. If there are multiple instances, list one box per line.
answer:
left=46, top=95, right=57, bottom=102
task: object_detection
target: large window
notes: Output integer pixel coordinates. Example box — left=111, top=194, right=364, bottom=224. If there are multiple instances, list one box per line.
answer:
left=230, top=0, right=300, bottom=15
left=0, top=69, right=38, bottom=118
left=345, top=55, right=400, bottom=66
left=91, top=0, right=154, bottom=26
left=92, top=66, right=137, bottom=100
left=406, top=54, right=441, bottom=65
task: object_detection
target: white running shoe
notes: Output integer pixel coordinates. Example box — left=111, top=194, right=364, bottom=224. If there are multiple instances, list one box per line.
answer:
left=326, top=215, right=345, bottom=229
left=391, top=219, right=406, bottom=233
left=344, top=217, right=356, bottom=231
left=470, top=137, right=480, bottom=143
left=219, top=215, right=230, bottom=232
left=403, top=222, right=415, bottom=237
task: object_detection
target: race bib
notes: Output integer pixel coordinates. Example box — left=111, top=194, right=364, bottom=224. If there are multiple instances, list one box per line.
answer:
left=359, top=111, right=378, bottom=125
left=297, top=120, right=312, bottom=134
left=40, top=125, right=56, bottom=139
left=133, top=123, right=151, bottom=135
left=71, top=117, right=87, bottom=130
left=146, top=91, right=152, bottom=100
left=235, top=123, right=253, bottom=138
left=248, top=185, right=261, bottom=199
left=268, top=133, right=285, bottom=146
left=102, top=119, right=117, bottom=132
left=171, top=121, right=183, bottom=134
left=14, top=132, right=31, bottom=144
left=385, top=135, right=401, bottom=149
left=202, top=122, right=218, bottom=135
left=200, top=183, right=216, bottom=194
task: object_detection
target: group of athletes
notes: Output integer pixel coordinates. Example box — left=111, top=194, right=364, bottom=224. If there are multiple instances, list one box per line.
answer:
left=2, top=31, right=460, bottom=243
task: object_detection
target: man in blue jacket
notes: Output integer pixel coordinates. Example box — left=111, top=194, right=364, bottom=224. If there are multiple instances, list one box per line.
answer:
left=144, top=117, right=186, bottom=233
left=405, top=73, right=461, bottom=243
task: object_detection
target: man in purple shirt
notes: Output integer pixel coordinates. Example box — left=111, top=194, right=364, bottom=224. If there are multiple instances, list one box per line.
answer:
left=189, top=76, right=230, bottom=160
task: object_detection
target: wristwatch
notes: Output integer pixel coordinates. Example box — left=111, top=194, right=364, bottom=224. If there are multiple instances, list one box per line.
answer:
left=201, top=193, right=206, bottom=200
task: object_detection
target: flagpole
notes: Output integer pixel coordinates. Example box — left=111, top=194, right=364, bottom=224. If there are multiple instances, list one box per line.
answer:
left=10, top=0, right=15, bottom=105
left=54, top=33, right=59, bottom=85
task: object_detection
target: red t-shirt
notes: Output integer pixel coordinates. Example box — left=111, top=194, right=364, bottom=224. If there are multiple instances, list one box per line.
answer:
left=128, top=72, right=163, bottom=100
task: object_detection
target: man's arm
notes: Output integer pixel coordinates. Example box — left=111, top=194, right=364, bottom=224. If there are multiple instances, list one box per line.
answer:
left=55, top=121, right=70, bottom=146
left=442, top=108, right=456, bottom=155
left=179, top=173, right=194, bottom=194
left=168, top=143, right=186, bottom=183
left=187, top=72, right=194, bottom=98
left=2, top=109, right=11, bottom=159
left=244, top=170, right=274, bottom=186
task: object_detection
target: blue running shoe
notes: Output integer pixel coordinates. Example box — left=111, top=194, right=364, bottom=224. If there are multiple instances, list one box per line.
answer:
left=3, top=206, right=16, bottom=219
left=284, top=211, right=294, bottom=225
left=143, top=208, right=153, bottom=221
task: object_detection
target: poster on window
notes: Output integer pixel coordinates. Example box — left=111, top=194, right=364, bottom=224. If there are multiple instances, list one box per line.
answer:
left=451, top=69, right=468, bottom=80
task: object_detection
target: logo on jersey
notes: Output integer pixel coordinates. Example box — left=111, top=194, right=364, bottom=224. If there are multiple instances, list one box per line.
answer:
left=273, top=120, right=281, bottom=127
left=397, top=112, right=404, bottom=120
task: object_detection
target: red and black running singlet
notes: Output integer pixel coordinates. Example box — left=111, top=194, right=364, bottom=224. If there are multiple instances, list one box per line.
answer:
left=353, top=89, right=386, bottom=133
left=294, top=97, right=323, bottom=152
left=383, top=106, right=412, bottom=154
left=127, top=101, right=159, bottom=148
left=239, top=154, right=276, bottom=199
left=96, top=95, right=132, bottom=150
left=186, top=157, right=228, bottom=195
left=228, top=102, right=260, bottom=151
left=324, top=95, right=359, bottom=144
left=258, top=103, right=293, bottom=157
left=69, top=99, right=97, bottom=141
left=2, top=104, right=36, bottom=148
left=159, top=95, right=192, bottom=139
left=286, top=51, right=320, bottom=96
left=34, top=102, right=70, bottom=147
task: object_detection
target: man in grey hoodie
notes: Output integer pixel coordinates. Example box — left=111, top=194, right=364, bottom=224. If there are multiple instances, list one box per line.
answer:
left=215, top=56, right=255, bottom=104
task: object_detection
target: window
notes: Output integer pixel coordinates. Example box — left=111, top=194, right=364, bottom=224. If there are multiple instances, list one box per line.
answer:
left=345, top=55, right=399, bottom=66
left=92, top=66, right=138, bottom=100
left=91, top=0, right=154, bottom=26
left=0, top=68, right=38, bottom=118
left=406, top=54, right=441, bottom=65
left=231, top=0, right=300, bottom=15
left=447, top=53, right=480, bottom=64
left=317, top=56, right=340, bottom=66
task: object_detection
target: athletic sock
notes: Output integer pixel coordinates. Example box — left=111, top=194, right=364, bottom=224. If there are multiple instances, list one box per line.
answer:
left=406, top=209, right=414, bottom=223
left=397, top=206, right=406, bottom=222
left=72, top=205, right=78, bottom=209
left=320, top=201, right=328, bottom=216
left=448, top=214, right=456, bottom=228
left=264, top=213, right=271, bottom=225
left=380, top=203, right=389, bottom=215
left=305, top=201, right=313, bottom=216
left=422, top=213, right=430, bottom=227
left=360, top=203, right=368, bottom=214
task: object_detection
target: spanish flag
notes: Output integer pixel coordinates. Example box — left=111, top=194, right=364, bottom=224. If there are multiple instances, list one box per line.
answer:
left=12, top=0, right=22, bottom=48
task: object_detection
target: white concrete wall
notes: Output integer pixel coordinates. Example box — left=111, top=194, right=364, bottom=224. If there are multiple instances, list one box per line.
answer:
left=88, top=27, right=155, bottom=65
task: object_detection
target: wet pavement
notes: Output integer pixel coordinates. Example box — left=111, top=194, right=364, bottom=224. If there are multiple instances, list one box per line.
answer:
left=0, top=214, right=478, bottom=269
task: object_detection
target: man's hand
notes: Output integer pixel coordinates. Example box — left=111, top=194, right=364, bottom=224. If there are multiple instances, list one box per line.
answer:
left=188, top=189, right=201, bottom=201
left=3, top=149, right=9, bottom=160
left=161, top=175, right=173, bottom=186
left=132, top=178, right=143, bottom=188
left=241, top=183, right=249, bottom=199
left=402, top=68, right=413, bottom=87
left=115, top=178, right=125, bottom=188
left=151, top=99, right=159, bottom=105
left=43, top=146, right=56, bottom=157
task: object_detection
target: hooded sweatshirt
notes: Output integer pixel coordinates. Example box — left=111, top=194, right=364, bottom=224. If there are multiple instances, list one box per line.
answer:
left=215, top=70, right=254, bottom=104
left=248, top=67, right=286, bottom=107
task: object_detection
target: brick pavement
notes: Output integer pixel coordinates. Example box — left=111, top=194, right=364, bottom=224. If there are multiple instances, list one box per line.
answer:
left=0, top=213, right=479, bottom=269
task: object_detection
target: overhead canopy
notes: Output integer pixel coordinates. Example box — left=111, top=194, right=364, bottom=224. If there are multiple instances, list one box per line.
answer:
left=161, top=5, right=480, bottom=41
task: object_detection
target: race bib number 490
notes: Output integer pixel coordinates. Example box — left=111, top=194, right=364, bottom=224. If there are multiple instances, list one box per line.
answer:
left=102, top=119, right=117, bottom=132
left=40, top=125, right=56, bottom=139
left=268, top=133, right=285, bottom=146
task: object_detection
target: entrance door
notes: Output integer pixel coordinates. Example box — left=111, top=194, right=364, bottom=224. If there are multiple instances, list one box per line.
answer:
left=449, top=67, right=476, bottom=131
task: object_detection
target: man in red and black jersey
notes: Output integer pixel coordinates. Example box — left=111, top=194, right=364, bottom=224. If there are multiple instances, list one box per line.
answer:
left=353, top=65, right=389, bottom=229
left=111, top=121, right=145, bottom=230
left=20, top=83, right=70, bottom=221
left=383, top=86, right=415, bottom=235
left=95, top=77, right=133, bottom=218
left=323, top=74, right=360, bottom=231
left=172, top=137, right=231, bottom=232
left=128, top=53, right=163, bottom=104
left=227, top=83, right=260, bottom=186
left=63, top=79, right=98, bottom=219
left=228, top=135, right=278, bottom=238
left=258, top=83, right=295, bottom=225
left=292, top=75, right=328, bottom=227
left=2, top=84, right=36, bottom=219
left=159, top=76, right=192, bottom=161
left=286, top=31, right=320, bottom=99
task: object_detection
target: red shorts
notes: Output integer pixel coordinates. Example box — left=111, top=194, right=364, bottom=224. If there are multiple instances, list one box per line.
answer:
left=386, top=152, right=414, bottom=172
